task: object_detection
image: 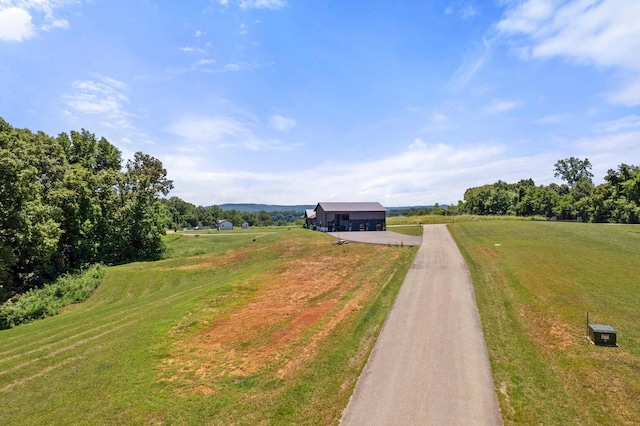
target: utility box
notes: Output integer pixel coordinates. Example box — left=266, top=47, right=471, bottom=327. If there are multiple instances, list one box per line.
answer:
left=588, top=324, right=617, bottom=347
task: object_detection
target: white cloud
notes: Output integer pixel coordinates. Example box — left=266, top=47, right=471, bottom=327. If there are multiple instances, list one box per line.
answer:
left=0, top=7, right=35, bottom=41
left=162, top=135, right=571, bottom=206
left=178, top=46, right=206, bottom=54
left=166, top=115, right=292, bottom=151
left=444, top=7, right=453, bottom=15
left=194, top=58, right=216, bottom=66
left=497, top=0, right=640, bottom=106
left=64, top=78, right=130, bottom=117
left=484, top=99, right=521, bottom=114
left=239, top=0, right=286, bottom=10
left=198, top=61, right=270, bottom=73
left=595, top=115, right=640, bottom=133
left=0, top=1, right=76, bottom=42
left=269, top=115, right=296, bottom=131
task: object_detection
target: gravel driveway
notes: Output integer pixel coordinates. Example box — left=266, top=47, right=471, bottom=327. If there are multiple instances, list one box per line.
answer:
left=340, top=224, right=502, bottom=425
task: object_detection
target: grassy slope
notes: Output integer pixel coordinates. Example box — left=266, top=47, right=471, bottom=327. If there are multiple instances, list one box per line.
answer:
left=0, top=228, right=416, bottom=425
left=450, top=221, right=640, bottom=425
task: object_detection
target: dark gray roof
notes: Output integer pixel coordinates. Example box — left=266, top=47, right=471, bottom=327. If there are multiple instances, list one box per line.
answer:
left=315, top=202, right=386, bottom=212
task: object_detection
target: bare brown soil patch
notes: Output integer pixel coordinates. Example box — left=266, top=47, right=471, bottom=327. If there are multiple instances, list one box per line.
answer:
left=522, top=307, right=577, bottom=352
left=159, top=238, right=403, bottom=392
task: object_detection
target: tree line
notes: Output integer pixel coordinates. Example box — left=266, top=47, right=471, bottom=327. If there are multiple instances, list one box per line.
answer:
left=0, top=118, right=172, bottom=301
left=161, top=196, right=305, bottom=229
left=461, top=157, right=640, bottom=223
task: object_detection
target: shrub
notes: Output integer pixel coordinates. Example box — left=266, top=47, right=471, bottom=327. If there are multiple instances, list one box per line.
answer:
left=0, top=265, right=105, bottom=329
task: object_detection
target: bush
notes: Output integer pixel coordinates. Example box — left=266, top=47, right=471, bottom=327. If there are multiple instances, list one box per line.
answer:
left=0, top=265, right=105, bottom=329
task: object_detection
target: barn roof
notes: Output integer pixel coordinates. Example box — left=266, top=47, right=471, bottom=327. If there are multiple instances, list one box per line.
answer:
left=304, top=209, right=316, bottom=219
left=315, top=202, right=386, bottom=212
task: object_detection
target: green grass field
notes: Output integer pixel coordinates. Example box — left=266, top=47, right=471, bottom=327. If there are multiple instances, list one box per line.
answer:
left=450, top=221, right=640, bottom=425
left=3, top=221, right=639, bottom=425
left=0, top=228, right=416, bottom=425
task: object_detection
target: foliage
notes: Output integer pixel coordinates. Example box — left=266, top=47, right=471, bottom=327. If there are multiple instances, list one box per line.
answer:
left=461, top=157, right=640, bottom=224
left=0, top=117, right=173, bottom=301
left=553, top=157, right=594, bottom=188
left=161, top=196, right=304, bottom=229
left=0, top=265, right=104, bottom=328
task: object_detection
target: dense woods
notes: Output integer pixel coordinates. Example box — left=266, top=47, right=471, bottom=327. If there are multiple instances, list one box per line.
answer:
left=462, top=157, right=640, bottom=223
left=0, top=118, right=172, bottom=301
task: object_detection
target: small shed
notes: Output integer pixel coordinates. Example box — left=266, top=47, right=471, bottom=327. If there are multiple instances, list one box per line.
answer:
left=304, top=209, right=316, bottom=229
left=217, top=219, right=233, bottom=231
left=241, top=222, right=249, bottom=229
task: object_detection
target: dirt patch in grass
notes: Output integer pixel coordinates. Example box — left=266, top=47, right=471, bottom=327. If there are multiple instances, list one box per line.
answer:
left=159, top=239, right=401, bottom=392
left=522, top=307, right=577, bottom=352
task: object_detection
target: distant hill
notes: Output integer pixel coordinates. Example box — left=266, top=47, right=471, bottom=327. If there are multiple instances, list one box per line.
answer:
left=219, top=203, right=315, bottom=212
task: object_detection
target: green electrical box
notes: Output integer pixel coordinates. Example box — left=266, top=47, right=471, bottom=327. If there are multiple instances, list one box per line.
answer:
left=588, top=324, right=617, bottom=347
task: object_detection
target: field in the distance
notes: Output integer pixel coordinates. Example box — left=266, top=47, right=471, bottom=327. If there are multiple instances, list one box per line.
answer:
left=0, top=228, right=417, bottom=425
left=450, top=221, right=640, bottom=425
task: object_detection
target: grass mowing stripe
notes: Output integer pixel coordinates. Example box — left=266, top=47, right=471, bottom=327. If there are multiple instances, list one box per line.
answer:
left=0, top=229, right=418, bottom=425
left=0, top=263, right=249, bottom=357
left=0, top=331, right=125, bottom=392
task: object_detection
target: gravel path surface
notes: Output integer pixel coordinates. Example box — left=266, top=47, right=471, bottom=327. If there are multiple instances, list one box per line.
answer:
left=340, top=224, right=502, bottom=426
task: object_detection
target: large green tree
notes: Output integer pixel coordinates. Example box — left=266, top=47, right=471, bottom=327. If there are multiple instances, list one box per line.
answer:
left=0, top=118, right=174, bottom=301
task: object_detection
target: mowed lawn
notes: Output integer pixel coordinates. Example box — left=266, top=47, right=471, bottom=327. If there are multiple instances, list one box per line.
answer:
left=0, top=228, right=417, bottom=425
left=450, top=221, right=640, bottom=425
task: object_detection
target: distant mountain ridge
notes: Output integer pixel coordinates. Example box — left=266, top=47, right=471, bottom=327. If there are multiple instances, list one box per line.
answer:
left=219, top=203, right=315, bottom=212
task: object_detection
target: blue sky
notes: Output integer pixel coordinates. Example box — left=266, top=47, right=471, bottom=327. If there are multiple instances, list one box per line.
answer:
left=1, top=0, right=639, bottom=207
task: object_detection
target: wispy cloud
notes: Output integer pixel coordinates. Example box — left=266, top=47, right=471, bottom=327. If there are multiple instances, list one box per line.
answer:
left=497, top=0, right=640, bottom=106
left=444, top=4, right=478, bottom=20
left=239, top=0, right=286, bottom=10
left=218, top=0, right=286, bottom=10
left=63, top=77, right=131, bottom=123
left=269, top=115, right=296, bottom=131
left=199, top=61, right=272, bottom=73
left=458, top=4, right=477, bottom=20
left=484, top=99, right=521, bottom=114
left=447, top=36, right=492, bottom=92
left=595, top=115, right=640, bottom=133
left=62, top=75, right=155, bottom=147
left=178, top=46, right=206, bottom=54
left=166, top=115, right=292, bottom=151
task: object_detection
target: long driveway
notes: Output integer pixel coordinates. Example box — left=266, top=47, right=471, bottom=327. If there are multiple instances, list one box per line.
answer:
left=340, top=224, right=502, bottom=425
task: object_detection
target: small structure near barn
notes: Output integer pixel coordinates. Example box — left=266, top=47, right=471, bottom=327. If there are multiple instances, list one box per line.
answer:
left=241, top=222, right=249, bottom=229
left=304, top=209, right=316, bottom=229
left=217, top=219, right=233, bottom=231
left=313, top=202, right=386, bottom=232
